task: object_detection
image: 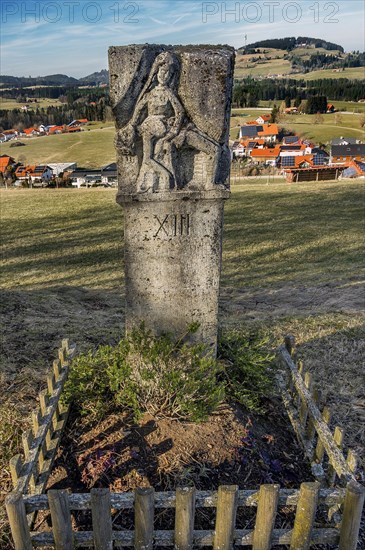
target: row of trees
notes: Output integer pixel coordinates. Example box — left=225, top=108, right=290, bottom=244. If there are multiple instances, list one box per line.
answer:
left=0, top=96, right=112, bottom=132
left=232, top=77, right=364, bottom=108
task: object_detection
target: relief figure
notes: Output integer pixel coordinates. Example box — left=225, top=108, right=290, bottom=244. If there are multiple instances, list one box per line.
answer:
left=116, top=51, right=222, bottom=192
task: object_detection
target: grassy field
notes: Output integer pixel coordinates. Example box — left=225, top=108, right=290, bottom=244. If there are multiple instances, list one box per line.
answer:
left=291, top=67, right=365, bottom=81
left=1, top=182, right=364, bottom=546
left=0, top=97, right=63, bottom=110
left=279, top=111, right=365, bottom=144
left=0, top=124, right=115, bottom=168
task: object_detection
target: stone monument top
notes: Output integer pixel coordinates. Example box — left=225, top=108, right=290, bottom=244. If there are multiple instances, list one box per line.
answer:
left=109, top=44, right=234, bottom=202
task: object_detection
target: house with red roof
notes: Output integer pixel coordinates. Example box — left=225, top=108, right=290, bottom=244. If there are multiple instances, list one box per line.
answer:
left=22, top=127, right=40, bottom=137
left=257, top=124, right=279, bottom=144
left=0, top=155, right=16, bottom=173
left=0, top=129, right=18, bottom=142
left=15, top=165, right=53, bottom=183
left=250, top=146, right=281, bottom=166
left=256, top=114, right=271, bottom=124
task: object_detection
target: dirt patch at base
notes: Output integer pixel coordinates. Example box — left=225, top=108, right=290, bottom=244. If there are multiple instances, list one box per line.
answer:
left=49, top=400, right=311, bottom=494
left=41, top=399, right=312, bottom=534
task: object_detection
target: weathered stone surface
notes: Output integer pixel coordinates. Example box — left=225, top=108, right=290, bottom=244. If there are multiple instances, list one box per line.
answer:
left=109, top=44, right=234, bottom=353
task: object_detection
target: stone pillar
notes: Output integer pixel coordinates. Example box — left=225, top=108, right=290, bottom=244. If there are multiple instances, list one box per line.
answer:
left=109, top=44, right=235, bottom=354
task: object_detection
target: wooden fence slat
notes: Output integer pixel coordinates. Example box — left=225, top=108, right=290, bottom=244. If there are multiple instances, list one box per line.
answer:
left=346, top=449, right=358, bottom=474
left=252, top=484, right=279, bottom=550
left=53, top=359, right=61, bottom=381
left=22, top=429, right=32, bottom=460
left=61, top=338, right=69, bottom=352
left=213, top=485, right=238, bottom=550
left=48, top=490, right=74, bottom=549
left=299, top=372, right=312, bottom=428
left=91, top=488, right=113, bottom=550
left=327, top=426, right=344, bottom=486
left=290, top=482, right=320, bottom=550
left=314, top=405, right=331, bottom=464
left=47, top=372, right=55, bottom=395
left=5, top=492, right=33, bottom=550
left=135, top=487, right=154, bottom=550
left=174, top=487, right=196, bottom=549
left=9, top=455, right=23, bottom=488
left=58, top=347, right=67, bottom=366
left=339, top=480, right=365, bottom=550
left=306, top=386, right=320, bottom=450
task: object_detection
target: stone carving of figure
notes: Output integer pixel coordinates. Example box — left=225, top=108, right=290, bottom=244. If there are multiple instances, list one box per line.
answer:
left=116, top=51, right=223, bottom=193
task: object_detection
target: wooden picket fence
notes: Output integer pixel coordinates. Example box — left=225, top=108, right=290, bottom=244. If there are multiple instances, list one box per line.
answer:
left=6, top=482, right=364, bottom=549
left=8, top=339, right=76, bottom=499
left=276, top=335, right=362, bottom=487
left=5, top=337, right=365, bottom=549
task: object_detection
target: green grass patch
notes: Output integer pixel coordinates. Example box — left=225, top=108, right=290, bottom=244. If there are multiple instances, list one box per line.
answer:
left=0, top=126, right=115, bottom=168
left=1, top=181, right=363, bottom=292
left=0, top=97, right=63, bottom=110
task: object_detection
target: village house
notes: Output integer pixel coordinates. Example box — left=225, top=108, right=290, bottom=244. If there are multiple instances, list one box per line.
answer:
left=331, top=137, right=358, bottom=146
left=255, top=114, right=271, bottom=124
left=69, top=168, right=103, bottom=187
left=239, top=123, right=279, bottom=143
left=47, top=163, right=77, bottom=176
left=258, top=123, right=279, bottom=143
left=331, top=144, right=365, bottom=165
left=341, top=160, right=365, bottom=178
left=250, top=146, right=281, bottom=166
left=0, top=155, right=16, bottom=173
left=239, top=125, right=263, bottom=140
left=282, top=135, right=301, bottom=145
left=22, top=127, right=40, bottom=137
left=0, top=129, right=18, bottom=142
left=101, top=163, right=117, bottom=186
left=15, top=165, right=53, bottom=184
left=285, top=107, right=298, bottom=114
left=68, top=118, right=88, bottom=127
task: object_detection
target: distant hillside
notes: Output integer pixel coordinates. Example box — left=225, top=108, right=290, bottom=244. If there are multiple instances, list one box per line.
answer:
left=241, top=36, right=344, bottom=53
left=0, top=73, right=80, bottom=87
left=0, top=72, right=109, bottom=89
left=79, top=70, right=109, bottom=85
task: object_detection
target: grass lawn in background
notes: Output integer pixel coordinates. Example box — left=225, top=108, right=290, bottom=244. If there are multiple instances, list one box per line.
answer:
left=1, top=181, right=364, bottom=547
left=0, top=125, right=115, bottom=168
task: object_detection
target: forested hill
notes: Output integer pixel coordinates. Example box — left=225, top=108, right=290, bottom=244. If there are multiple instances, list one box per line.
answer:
left=0, top=70, right=108, bottom=88
left=241, top=37, right=344, bottom=52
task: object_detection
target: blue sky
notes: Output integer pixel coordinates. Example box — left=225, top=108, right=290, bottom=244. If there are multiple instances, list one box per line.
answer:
left=1, top=0, right=364, bottom=77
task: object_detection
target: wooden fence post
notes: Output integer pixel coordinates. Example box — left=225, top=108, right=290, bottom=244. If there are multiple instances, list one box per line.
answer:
left=174, top=487, right=196, bottom=549
left=327, top=426, right=344, bottom=486
left=314, top=406, right=331, bottom=464
left=135, top=487, right=154, bottom=550
left=213, top=485, right=238, bottom=550
left=346, top=449, right=358, bottom=475
left=9, top=455, right=23, bottom=489
left=252, top=484, right=279, bottom=550
left=48, top=490, right=74, bottom=549
left=339, top=480, right=365, bottom=550
left=306, top=386, right=320, bottom=452
left=290, top=482, right=320, bottom=550
left=5, top=492, right=32, bottom=550
left=91, top=488, right=113, bottom=550
left=299, top=372, right=312, bottom=428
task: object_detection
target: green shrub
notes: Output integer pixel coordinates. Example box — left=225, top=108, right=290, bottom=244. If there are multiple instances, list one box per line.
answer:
left=63, top=325, right=273, bottom=423
left=63, top=324, right=224, bottom=422
left=218, top=330, right=273, bottom=412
